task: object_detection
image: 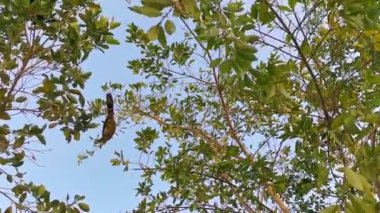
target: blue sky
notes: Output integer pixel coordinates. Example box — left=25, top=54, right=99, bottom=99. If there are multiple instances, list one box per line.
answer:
left=1, top=0, right=156, bottom=212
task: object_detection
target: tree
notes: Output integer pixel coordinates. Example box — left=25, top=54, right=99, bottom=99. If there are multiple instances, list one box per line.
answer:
left=102, top=0, right=380, bottom=212
left=0, top=0, right=118, bottom=212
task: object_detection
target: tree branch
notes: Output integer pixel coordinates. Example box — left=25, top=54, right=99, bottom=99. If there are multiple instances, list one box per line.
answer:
left=262, top=0, right=331, bottom=122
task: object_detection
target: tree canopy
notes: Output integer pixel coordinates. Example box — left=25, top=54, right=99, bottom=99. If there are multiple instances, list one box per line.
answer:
left=0, top=0, right=118, bottom=212
left=3, top=0, right=380, bottom=212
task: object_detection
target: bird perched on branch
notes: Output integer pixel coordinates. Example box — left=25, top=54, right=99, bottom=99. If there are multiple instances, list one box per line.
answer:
left=96, top=93, right=116, bottom=147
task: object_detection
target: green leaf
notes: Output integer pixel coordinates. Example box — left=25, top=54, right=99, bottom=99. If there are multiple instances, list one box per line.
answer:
left=317, top=165, right=329, bottom=187
left=234, top=39, right=256, bottom=65
left=164, top=20, right=176, bottom=35
left=74, top=131, right=80, bottom=141
left=0, top=125, right=10, bottom=135
left=48, top=122, right=58, bottom=129
left=210, top=58, right=222, bottom=68
left=176, top=0, right=200, bottom=18
left=157, top=26, right=167, bottom=47
left=363, top=113, right=380, bottom=125
left=15, top=96, right=27, bottom=103
left=289, top=0, right=296, bottom=10
left=14, top=136, right=25, bottom=148
left=279, top=6, right=292, bottom=12
left=19, top=193, right=27, bottom=203
left=321, top=205, right=339, bottom=213
left=142, top=0, right=172, bottom=8
left=106, top=36, right=120, bottom=45
left=42, top=78, right=56, bottom=93
left=285, top=33, right=292, bottom=43
left=374, top=33, right=380, bottom=51
left=4, top=206, right=12, bottom=213
left=258, top=3, right=274, bottom=24
left=110, top=21, right=121, bottom=29
left=74, top=195, right=85, bottom=201
left=78, top=203, right=90, bottom=212
left=36, top=134, right=47, bottom=145
left=350, top=195, right=376, bottom=213
left=147, top=25, right=160, bottom=41
left=79, top=94, right=85, bottom=107
left=345, top=168, right=371, bottom=193
left=246, top=35, right=260, bottom=44
left=0, top=71, right=10, bottom=85
left=300, top=40, right=311, bottom=56
left=129, top=6, right=162, bottom=17
left=265, top=84, right=276, bottom=100
left=220, top=59, right=232, bottom=74
left=0, top=111, right=11, bottom=120
left=331, top=113, right=349, bottom=130
left=6, top=174, right=12, bottom=183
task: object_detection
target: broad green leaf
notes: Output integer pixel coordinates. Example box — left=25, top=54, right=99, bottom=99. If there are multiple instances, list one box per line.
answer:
left=142, top=0, right=171, bottom=6
left=79, top=94, right=85, bottom=107
left=142, top=0, right=172, bottom=10
left=177, top=0, right=200, bottom=18
left=19, top=193, right=27, bottom=203
left=289, top=0, right=296, bottom=10
left=0, top=111, right=11, bottom=120
left=220, top=59, right=232, bottom=74
left=164, top=20, right=176, bottom=35
left=15, top=96, right=27, bottom=103
left=317, top=165, right=329, bottom=187
left=265, top=84, right=276, bottom=100
left=4, top=206, right=12, bottom=213
left=331, top=113, right=349, bottom=130
left=157, top=26, right=167, bottom=47
left=345, top=168, right=371, bottom=193
left=147, top=25, right=160, bottom=41
left=42, top=78, right=56, bottom=93
left=78, top=203, right=90, bottom=212
left=36, top=134, right=46, bottom=145
left=6, top=174, right=12, bottom=183
left=351, top=195, right=376, bottom=213
left=0, top=72, right=10, bottom=85
left=210, top=58, right=222, bottom=68
left=129, top=6, right=162, bottom=17
left=374, top=34, right=380, bottom=51
left=14, top=136, right=25, bottom=148
left=363, top=113, right=380, bottom=125
left=0, top=125, right=9, bottom=135
left=300, top=40, right=311, bottom=56
left=246, top=35, right=260, bottom=44
left=258, top=3, right=274, bottom=24
left=110, top=21, right=121, bottom=29
left=321, top=205, right=339, bottom=213
left=106, top=36, right=120, bottom=45
left=74, top=131, right=80, bottom=141
left=279, top=6, right=292, bottom=12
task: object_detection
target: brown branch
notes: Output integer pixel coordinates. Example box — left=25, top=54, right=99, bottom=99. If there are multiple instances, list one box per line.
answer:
left=266, top=184, right=290, bottom=213
left=262, top=0, right=330, bottom=123
left=162, top=67, right=215, bottom=87
left=135, top=108, right=226, bottom=154
left=6, top=24, right=36, bottom=99
left=180, top=17, right=252, bottom=160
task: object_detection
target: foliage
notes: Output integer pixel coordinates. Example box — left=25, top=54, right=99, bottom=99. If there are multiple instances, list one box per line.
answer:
left=104, top=0, right=380, bottom=212
left=0, top=0, right=118, bottom=211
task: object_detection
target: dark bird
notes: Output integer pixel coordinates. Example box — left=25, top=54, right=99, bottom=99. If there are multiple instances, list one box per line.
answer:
left=96, top=93, right=116, bottom=147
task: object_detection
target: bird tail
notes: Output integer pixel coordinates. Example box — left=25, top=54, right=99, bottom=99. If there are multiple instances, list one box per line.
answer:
left=106, top=93, right=114, bottom=114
